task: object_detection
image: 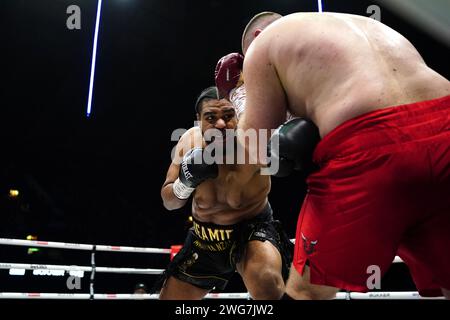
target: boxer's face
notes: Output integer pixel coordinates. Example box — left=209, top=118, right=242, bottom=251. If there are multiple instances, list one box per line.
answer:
left=198, top=99, right=237, bottom=146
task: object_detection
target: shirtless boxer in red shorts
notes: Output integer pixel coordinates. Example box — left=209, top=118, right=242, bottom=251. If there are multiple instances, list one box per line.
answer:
left=223, top=11, right=450, bottom=299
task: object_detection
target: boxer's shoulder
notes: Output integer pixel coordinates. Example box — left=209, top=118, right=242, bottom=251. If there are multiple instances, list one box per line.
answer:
left=174, top=127, right=204, bottom=161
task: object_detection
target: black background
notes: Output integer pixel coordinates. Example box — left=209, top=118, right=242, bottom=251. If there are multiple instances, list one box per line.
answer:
left=0, top=0, right=448, bottom=296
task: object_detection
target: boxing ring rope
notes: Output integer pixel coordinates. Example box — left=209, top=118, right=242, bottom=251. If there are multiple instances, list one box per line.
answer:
left=0, top=292, right=443, bottom=300
left=0, top=292, right=247, bottom=300
left=0, top=237, right=406, bottom=263
left=0, top=238, right=171, bottom=254
left=1, top=237, right=444, bottom=300
left=0, top=263, right=163, bottom=275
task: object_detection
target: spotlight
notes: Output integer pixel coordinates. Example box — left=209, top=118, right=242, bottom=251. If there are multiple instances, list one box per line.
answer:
left=9, top=189, right=19, bottom=198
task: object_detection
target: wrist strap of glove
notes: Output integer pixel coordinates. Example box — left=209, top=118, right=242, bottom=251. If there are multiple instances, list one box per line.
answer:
left=172, top=178, right=195, bottom=200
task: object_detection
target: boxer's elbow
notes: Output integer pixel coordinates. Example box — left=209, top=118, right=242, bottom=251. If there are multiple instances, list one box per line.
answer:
left=161, top=185, right=186, bottom=211
left=162, top=198, right=182, bottom=211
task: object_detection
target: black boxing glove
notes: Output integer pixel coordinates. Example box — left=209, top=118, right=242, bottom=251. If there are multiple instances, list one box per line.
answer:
left=172, top=148, right=219, bottom=199
left=268, top=118, right=320, bottom=178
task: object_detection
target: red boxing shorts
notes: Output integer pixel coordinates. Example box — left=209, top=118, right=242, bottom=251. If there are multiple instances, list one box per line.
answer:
left=293, top=95, right=450, bottom=297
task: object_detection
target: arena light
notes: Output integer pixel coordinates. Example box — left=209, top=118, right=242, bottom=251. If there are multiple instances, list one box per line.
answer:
left=86, top=0, right=103, bottom=117
left=27, top=248, right=40, bottom=255
left=318, top=0, right=323, bottom=12
left=26, top=235, right=40, bottom=255
left=8, top=189, right=19, bottom=198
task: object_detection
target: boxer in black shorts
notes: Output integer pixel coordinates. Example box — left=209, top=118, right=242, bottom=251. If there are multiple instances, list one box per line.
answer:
left=166, top=203, right=290, bottom=292
left=159, top=86, right=292, bottom=300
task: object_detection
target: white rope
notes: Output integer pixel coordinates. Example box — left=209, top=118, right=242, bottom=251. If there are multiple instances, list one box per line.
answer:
left=0, top=238, right=406, bottom=263
left=0, top=238, right=430, bottom=301
left=0, top=292, right=248, bottom=300
left=0, top=238, right=171, bottom=254
left=0, top=293, right=158, bottom=300
left=340, top=291, right=444, bottom=300
left=0, top=263, right=163, bottom=275
left=0, top=291, right=443, bottom=300
left=205, top=292, right=250, bottom=299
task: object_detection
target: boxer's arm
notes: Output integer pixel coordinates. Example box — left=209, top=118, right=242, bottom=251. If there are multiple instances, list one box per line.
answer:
left=240, top=42, right=287, bottom=144
left=161, top=162, right=186, bottom=210
left=161, top=127, right=201, bottom=210
left=228, top=42, right=287, bottom=188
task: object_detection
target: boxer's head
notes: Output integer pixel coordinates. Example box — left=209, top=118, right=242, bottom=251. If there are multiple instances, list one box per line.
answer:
left=242, top=11, right=282, bottom=55
left=194, top=86, right=237, bottom=147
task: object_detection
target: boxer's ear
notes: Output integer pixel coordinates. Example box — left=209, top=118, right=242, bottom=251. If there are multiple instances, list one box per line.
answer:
left=254, top=29, right=262, bottom=38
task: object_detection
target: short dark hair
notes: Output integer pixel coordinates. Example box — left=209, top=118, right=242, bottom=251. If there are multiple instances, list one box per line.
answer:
left=242, top=12, right=282, bottom=54
left=194, top=86, right=219, bottom=114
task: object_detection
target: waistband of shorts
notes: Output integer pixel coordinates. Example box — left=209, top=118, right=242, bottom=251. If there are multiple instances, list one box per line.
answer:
left=313, top=95, right=450, bottom=164
left=191, top=202, right=273, bottom=242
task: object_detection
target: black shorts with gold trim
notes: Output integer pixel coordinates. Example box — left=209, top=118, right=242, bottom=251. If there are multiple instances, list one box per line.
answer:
left=160, top=202, right=292, bottom=291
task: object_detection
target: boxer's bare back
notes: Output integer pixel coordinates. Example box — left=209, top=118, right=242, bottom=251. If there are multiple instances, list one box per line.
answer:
left=242, top=12, right=450, bottom=137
